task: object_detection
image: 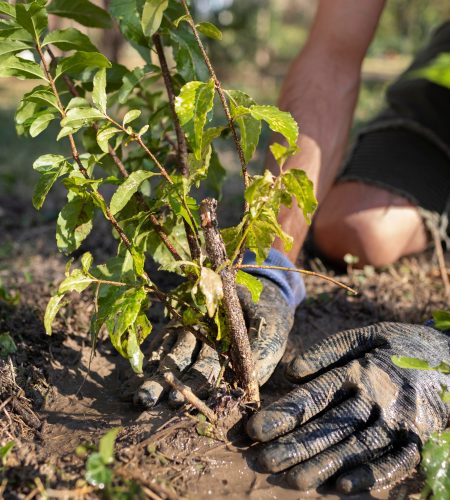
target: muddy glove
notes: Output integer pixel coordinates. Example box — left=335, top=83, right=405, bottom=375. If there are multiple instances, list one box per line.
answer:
left=247, top=322, right=450, bottom=493
left=134, top=249, right=305, bottom=408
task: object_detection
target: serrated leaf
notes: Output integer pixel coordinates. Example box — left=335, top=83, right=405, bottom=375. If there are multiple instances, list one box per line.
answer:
left=250, top=105, right=298, bottom=148
left=58, top=269, right=96, bottom=294
left=56, top=51, right=111, bottom=80
left=96, top=125, right=120, bottom=153
left=236, top=271, right=263, bottom=303
left=110, top=170, right=157, bottom=215
left=44, top=294, right=67, bottom=335
left=141, top=0, right=168, bottom=37
left=15, top=0, right=47, bottom=39
left=47, top=0, right=112, bottom=29
left=122, top=109, right=141, bottom=126
left=199, top=267, right=223, bottom=318
left=29, top=112, right=56, bottom=137
left=282, top=169, right=317, bottom=224
left=92, top=68, right=107, bottom=113
left=270, top=142, right=298, bottom=168
left=0, top=55, right=45, bottom=80
left=32, top=155, right=71, bottom=209
left=99, top=427, right=120, bottom=465
left=42, top=27, right=98, bottom=52
left=196, top=21, right=222, bottom=40
left=56, top=195, right=95, bottom=254
left=85, top=452, right=112, bottom=487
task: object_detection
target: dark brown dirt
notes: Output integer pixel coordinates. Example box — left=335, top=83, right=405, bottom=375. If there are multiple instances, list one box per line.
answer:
left=0, top=201, right=448, bottom=499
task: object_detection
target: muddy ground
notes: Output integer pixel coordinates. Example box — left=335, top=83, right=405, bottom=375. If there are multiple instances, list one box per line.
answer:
left=0, top=190, right=449, bottom=500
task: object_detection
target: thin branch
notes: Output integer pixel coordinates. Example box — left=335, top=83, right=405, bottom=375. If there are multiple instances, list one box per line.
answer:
left=152, top=33, right=189, bottom=177
left=152, top=33, right=201, bottom=261
left=236, top=264, right=358, bottom=295
left=179, top=0, right=249, bottom=195
left=46, top=48, right=183, bottom=261
left=163, top=372, right=217, bottom=424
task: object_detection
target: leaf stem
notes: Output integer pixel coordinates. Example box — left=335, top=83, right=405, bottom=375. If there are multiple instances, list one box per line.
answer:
left=235, top=264, right=358, bottom=295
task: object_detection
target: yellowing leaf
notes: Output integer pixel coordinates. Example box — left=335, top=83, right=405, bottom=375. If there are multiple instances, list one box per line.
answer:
left=199, top=267, right=223, bottom=318
left=141, top=0, right=168, bottom=37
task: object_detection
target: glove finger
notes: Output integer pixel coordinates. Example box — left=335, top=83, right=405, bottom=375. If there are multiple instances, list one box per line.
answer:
left=247, top=365, right=350, bottom=442
left=258, top=395, right=373, bottom=473
left=134, top=329, right=199, bottom=409
left=287, top=422, right=393, bottom=491
left=168, top=344, right=220, bottom=406
left=287, top=324, right=387, bottom=381
left=336, top=442, right=420, bottom=494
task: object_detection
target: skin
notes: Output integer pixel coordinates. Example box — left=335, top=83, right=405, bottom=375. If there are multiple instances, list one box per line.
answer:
left=271, top=0, right=428, bottom=266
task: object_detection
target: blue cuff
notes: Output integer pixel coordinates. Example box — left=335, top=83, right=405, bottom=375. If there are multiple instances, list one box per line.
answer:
left=242, top=248, right=306, bottom=310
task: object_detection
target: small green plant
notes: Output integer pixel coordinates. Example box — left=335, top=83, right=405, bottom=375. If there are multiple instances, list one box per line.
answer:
left=0, top=0, right=317, bottom=402
left=0, top=441, right=15, bottom=467
left=85, top=427, right=120, bottom=489
left=0, top=332, right=17, bottom=357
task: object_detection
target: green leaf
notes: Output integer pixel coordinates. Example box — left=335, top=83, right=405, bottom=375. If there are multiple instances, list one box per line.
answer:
left=105, top=287, right=146, bottom=357
left=42, top=28, right=98, bottom=52
left=433, top=310, right=450, bottom=331
left=199, top=267, right=223, bottom=318
left=60, top=107, right=104, bottom=130
left=98, top=427, right=120, bottom=465
left=422, top=431, right=450, bottom=500
left=92, top=68, right=107, bottom=113
left=392, top=355, right=450, bottom=374
left=0, top=2, right=15, bottom=18
left=282, top=169, right=317, bottom=224
left=15, top=0, right=47, bottom=39
left=0, top=441, right=15, bottom=466
left=56, top=195, right=95, bottom=254
left=29, top=112, right=56, bottom=137
left=236, top=271, right=263, bottom=303
left=250, top=105, right=298, bottom=148
left=196, top=21, right=222, bottom=40
left=122, top=109, right=141, bottom=126
left=44, top=294, right=67, bottom=335
left=175, top=79, right=215, bottom=160
left=169, top=28, right=208, bottom=82
left=270, top=142, right=298, bottom=168
left=32, top=155, right=71, bottom=209
left=56, top=51, right=111, bottom=80
left=0, top=55, right=45, bottom=80
left=110, top=170, right=157, bottom=215
left=81, top=252, right=93, bottom=273
left=227, top=90, right=260, bottom=164
left=47, top=0, right=112, bottom=29
left=126, top=326, right=144, bottom=373
left=0, top=332, right=17, bottom=358
left=96, top=125, right=120, bottom=153
left=23, top=86, right=59, bottom=110
left=85, top=452, right=112, bottom=487
left=109, top=0, right=148, bottom=59
left=141, top=0, right=168, bottom=37
left=58, top=269, right=96, bottom=294
left=0, top=40, right=32, bottom=58
left=413, top=53, right=450, bottom=90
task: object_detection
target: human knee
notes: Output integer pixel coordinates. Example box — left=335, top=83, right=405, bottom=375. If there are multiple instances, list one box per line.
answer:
left=313, top=210, right=401, bottom=268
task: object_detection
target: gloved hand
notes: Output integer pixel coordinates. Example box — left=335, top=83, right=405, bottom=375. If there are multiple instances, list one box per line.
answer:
left=134, top=276, right=296, bottom=408
left=247, top=322, right=450, bottom=493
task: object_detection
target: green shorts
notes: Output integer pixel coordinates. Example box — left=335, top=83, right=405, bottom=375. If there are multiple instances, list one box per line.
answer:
left=338, top=21, right=450, bottom=240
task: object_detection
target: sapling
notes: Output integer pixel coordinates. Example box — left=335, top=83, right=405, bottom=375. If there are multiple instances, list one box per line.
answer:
left=0, top=0, right=320, bottom=406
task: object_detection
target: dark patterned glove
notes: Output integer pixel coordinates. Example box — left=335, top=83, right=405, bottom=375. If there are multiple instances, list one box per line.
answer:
left=247, top=322, right=450, bottom=493
left=134, top=277, right=295, bottom=408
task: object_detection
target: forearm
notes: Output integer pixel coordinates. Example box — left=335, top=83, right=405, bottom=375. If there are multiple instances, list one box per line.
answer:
left=272, top=0, right=385, bottom=260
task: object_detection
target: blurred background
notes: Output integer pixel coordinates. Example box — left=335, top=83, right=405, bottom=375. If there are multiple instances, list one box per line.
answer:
left=1, top=0, right=449, bottom=234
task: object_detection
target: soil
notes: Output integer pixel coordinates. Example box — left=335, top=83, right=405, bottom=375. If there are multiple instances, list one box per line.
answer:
left=0, top=195, right=449, bottom=500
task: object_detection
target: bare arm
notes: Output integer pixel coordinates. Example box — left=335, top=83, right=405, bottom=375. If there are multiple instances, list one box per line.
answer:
left=272, top=0, right=386, bottom=261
